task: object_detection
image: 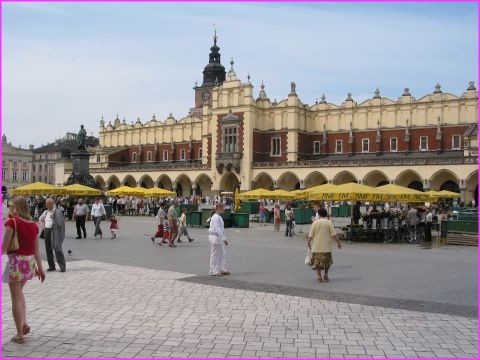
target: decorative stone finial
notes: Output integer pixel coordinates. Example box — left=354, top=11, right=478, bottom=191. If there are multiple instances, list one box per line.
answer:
left=100, top=115, right=105, bottom=128
left=247, top=74, right=251, bottom=83
left=136, top=117, right=141, bottom=123
left=194, top=80, right=198, bottom=88
left=289, top=82, right=297, bottom=96
left=272, top=98, right=277, bottom=105
left=433, top=83, right=442, bottom=94
left=152, top=113, right=156, bottom=120
left=320, top=94, right=326, bottom=103
left=373, top=88, right=381, bottom=99
left=403, top=88, right=411, bottom=96
left=257, top=80, right=268, bottom=100
left=169, top=113, right=173, bottom=117
left=468, top=81, right=476, bottom=90
left=346, top=92, right=352, bottom=101
left=315, top=98, right=318, bottom=105
left=377, top=119, right=381, bottom=128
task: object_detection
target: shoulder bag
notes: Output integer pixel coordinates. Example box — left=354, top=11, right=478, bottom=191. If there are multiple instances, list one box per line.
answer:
left=7, top=218, right=19, bottom=252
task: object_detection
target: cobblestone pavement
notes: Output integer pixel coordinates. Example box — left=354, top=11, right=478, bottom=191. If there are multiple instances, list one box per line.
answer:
left=2, top=259, right=478, bottom=358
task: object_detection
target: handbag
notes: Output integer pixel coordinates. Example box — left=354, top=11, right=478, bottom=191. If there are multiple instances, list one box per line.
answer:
left=7, top=218, right=19, bottom=252
left=305, top=248, right=312, bottom=265
left=40, top=229, right=45, bottom=239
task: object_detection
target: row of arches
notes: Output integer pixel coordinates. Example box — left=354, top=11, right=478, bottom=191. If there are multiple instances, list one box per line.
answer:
left=96, top=172, right=241, bottom=197
left=94, top=169, right=478, bottom=201
left=253, top=169, right=478, bottom=200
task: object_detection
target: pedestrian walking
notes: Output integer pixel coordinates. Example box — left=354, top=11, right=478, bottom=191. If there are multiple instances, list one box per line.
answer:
left=162, top=216, right=170, bottom=244
left=273, top=204, right=281, bottom=232
left=90, top=198, right=106, bottom=239
left=151, top=203, right=165, bottom=245
left=73, top=198, right=88, bottom=239
left=110, top=215, right=119, bottom=239
left=167, top=200, right=179, bottom=247
left=208, top=202, right=230, bottom=277
left=285, top=204, right=294, bottom=237
left=176, top=208, right=194, bottom=243
left=39, top=198, right=66, bottom=272
left=307, top=208, right=342, bottom=282
left=425, top=208, right=432, bottom=243
left=259, top=202, right=267, bottom=226
left=439, top=209, right=448, bottom=244
left=2, top=196, right=46, bottom=344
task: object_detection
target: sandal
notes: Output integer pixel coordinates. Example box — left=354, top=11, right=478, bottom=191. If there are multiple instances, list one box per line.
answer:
left=11, top=336, right=25, bottom=344
left=23, top=325, right=30, bottom=335
left=221, top=271, right=230, bottom=275
left=323, top=275, right=330, bottom=282
left=215, top=273, right=224, bottom=277
left=317, top=276, right=324, bottom=282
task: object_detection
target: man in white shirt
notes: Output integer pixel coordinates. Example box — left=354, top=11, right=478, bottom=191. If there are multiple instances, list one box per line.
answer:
left=73, top=198, right=89, bottom=239
left=425, top=208, right=433, bottom=243
left=40, top=198, right=66, bottom=272
left=91, top=198, right=106, bottom=239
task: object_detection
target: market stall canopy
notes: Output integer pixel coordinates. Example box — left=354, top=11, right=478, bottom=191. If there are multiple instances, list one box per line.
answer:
left=308, top=182, right=390, bottom=202
left=303, top=183, right=336, bottom=195
left=142, top=187, right=176, bottom=197
left=10, top=182, right=64, bottom=196
left=306, top=183, right=339, bottom=201
left=377, top=184, right=432, bottom=202
left=290, top=189, right=307, bottom=200
left=62, top=184, right=102, bottom=197
left=237, top=188, right=275, bottom=200
left=425, top=190, right=461, bottom=198
left=107, top=186, right=145, bottom=197
left=270, top=189, right=297, bottom=200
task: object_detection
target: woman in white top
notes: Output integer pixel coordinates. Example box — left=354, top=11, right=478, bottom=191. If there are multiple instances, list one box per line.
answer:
left=308, top=208, right=342, bottom=282
left=208, top=202, right=230, bottom=277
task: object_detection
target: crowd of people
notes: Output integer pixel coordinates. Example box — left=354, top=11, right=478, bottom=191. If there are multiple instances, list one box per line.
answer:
left=1, top=190, right=476, bottom=344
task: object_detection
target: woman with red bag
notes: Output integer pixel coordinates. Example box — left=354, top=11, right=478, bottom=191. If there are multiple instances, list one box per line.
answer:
left=2, top=196, right=45, bottom=344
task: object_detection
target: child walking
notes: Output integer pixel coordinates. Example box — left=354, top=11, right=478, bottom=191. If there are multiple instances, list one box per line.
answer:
left=110, top=215, right=119, bottom=239
left=176, top=208, right=194, bottom=243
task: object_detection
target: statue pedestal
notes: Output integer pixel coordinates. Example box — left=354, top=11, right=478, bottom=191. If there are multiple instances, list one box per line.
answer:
left=66, top=150, right=97, bottom=188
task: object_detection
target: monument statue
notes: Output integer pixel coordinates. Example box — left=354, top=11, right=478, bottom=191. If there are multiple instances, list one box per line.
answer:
left=77, top=125, right=87, bottom=150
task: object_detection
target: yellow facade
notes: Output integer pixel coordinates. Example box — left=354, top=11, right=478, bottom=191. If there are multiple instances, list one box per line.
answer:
left=88, top=43, right=478, bottom=202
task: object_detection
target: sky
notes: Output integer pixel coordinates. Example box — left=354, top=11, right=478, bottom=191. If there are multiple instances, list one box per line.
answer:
left=2, top=2, right=478, bottom=148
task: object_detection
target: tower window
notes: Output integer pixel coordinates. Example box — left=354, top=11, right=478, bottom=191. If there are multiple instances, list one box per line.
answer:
left=180, top=149, right=186, bottom=160
left=223, top=127, right=238, bottom=153
left=198, top=148, right=203, bottom=160
left=132, top=152, right=138, bottom=162
left=335, top=140, right=343, bottom=153
left=452, top=135, right=461, bottom=150
left=271, top=137, right=281, bottom=157
left=147, top=151, right=152, bottom=162
left=163, top=150, right=168, bottom=161
left=390, top=137, right=398, bottom=152
left=420, top=136, right=428, bottom=151
left=313, top=141, right=321, bottom=154
left=362, top=139, right=369, bottom=153
left=96, top=155, right=101, bottom=163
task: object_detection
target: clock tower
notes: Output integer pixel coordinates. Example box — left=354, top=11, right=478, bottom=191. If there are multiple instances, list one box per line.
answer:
left=193, top=30, right=226, bottom=110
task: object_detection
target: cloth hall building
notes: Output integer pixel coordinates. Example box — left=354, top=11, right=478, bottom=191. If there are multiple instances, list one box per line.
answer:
left=87, top=34, right=479, bottom=203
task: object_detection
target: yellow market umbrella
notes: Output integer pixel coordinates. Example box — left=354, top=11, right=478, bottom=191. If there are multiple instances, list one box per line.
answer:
left=303, top=183, right=335, bottom=194
left=425, top=190, right=461, bottom=199
left=107, top=186, right=145, bottom=197
left=237, top=188, right=275, bottom=200
left=377, top=184, right=432, bottom=202
left=308, top=182, right=390, bottom=202
left=291, top=189, right=307, bottom=200
left=307, top=183, right=339, bottom=201
left=271, top=189, right=297, bottom=200
left=10, top=182, right=64, bottom=196
left=63, top=184, right=102, bottom=197
left=142, top=187, right=176, bottom=197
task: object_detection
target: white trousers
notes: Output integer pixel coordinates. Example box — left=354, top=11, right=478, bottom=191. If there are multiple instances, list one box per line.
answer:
left=209, top=241, right=227, bottom=275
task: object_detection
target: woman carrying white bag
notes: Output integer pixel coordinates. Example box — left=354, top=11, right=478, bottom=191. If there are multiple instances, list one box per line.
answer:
left=208, top=202, right=230, bottom=277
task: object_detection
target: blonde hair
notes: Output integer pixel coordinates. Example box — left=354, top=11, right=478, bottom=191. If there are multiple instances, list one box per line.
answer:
left=10, top=196, right=32, bottom=221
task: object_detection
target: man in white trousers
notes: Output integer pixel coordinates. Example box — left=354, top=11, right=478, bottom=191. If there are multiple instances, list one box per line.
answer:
left=208, top=202, right=230, bottom=277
